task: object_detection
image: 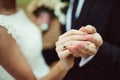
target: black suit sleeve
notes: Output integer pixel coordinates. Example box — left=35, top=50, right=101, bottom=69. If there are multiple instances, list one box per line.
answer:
left=85, top=0, right=120, bottom=79
left=96, top=0, right=120, bottom=66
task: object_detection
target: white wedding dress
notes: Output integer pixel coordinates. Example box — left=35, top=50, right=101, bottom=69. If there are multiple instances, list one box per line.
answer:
left=0, top=9, right=50, bottom=80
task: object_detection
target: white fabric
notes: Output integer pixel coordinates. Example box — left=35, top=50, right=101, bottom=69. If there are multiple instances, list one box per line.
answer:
left=66, top=0, right=85, bottom=31
left=80, top=55, right=95, bottom=67
left=75, top=0, right=85, bottom=18
left=0, top=9, right=50, bottom=80
left=66, top=0, right=95, bottom=67
left=66, top=0, right=74, bottom=31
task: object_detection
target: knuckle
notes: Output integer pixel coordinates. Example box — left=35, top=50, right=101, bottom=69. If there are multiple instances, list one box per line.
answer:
left=93, top=33, right=103, bottom=46
left=58, top=35, right=62, bottom=40
left=70, top=29, right=77, bottom=33
left=55, top=41, right=59, bottom=46
left=55, top=47, right=59, bottom=52
left=86, top=25, right=96, bottom=33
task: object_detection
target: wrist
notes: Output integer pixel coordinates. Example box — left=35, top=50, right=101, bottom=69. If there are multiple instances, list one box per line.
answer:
left=59, top=61, right=70, bottom=72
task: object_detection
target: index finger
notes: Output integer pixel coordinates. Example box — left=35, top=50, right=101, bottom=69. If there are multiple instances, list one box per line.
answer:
left=59, top=29, right=87, bottom=40
left=79, top=25, right=96, bottom=34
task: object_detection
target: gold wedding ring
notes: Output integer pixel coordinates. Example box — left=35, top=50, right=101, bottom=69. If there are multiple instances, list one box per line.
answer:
left=63, top=45, right=67, bottom=50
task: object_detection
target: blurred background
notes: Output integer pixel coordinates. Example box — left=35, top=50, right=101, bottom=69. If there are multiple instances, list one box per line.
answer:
left=16, top=0, right=66, bottom=51
left=16, top=0, right=68, bottom=66
left=17, top=0, right=32, bottom=9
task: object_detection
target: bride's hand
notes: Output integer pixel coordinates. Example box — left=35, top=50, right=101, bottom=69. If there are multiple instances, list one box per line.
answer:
left=56, top=40, right=75, bottom=70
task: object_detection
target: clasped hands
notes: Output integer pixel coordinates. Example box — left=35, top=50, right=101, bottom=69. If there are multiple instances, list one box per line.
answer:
left=55, top=25, right=103, bottom=69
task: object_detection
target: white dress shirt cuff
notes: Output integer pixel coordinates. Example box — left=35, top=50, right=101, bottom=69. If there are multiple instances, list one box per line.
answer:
left=79, top=55, right=95, bottom=67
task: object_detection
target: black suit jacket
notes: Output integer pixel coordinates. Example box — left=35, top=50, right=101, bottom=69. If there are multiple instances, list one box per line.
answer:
left=43, top=0, right=120, bottom=80
left=60, top=0, right=120, bottom=80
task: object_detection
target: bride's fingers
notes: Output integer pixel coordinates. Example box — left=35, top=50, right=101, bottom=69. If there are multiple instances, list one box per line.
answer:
left=56, top=34, right=89, bottom=46
left=56, top=49, right=72, bottom=59
left=58, top=29, right=87, bottom=40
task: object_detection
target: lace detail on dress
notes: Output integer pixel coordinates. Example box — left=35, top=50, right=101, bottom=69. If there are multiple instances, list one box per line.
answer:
left=0, top=13, right=17, bottom=38
left=0, top=9, right=50, bottom=79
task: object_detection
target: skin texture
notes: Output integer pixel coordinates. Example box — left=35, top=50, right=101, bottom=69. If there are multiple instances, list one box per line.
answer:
left=0, top=17, right=73, bottom=80
left=0, top=0, right=74, bottom=79
left=56, top=25, right=103, bottom=58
